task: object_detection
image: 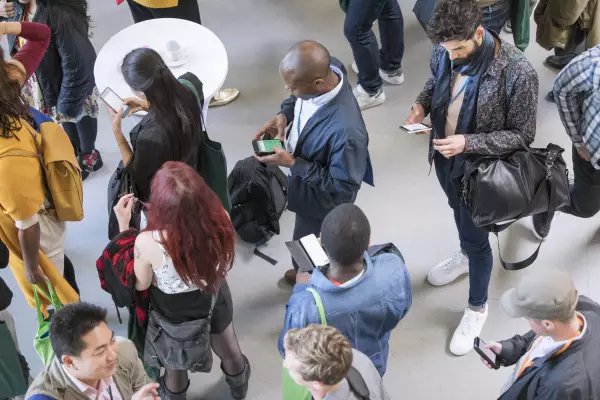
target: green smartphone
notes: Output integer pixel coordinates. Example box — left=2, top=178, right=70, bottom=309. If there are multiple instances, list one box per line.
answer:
left=252, top=139, right=284, bottom=156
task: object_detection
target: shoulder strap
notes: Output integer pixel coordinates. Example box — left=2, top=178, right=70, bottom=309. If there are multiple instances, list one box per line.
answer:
left=306, top=288, right=327, bottom=325
left=346, top=366, right=371, bottom=399
left=179, top=78, right=206, bottom=131
left=207, top=284, right=221, bottom=320
left=0, top=149, right=38, bottom=159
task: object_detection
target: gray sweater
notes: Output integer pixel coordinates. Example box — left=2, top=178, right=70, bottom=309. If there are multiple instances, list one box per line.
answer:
left=324, top=349, right=391, bottom=400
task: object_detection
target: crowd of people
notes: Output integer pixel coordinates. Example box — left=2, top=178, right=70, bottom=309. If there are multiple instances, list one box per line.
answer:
left=0, top=0, right=600, bottom=398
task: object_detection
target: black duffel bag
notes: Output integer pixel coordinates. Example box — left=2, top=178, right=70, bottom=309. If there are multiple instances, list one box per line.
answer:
left=461, top=143, right=570, bottom=270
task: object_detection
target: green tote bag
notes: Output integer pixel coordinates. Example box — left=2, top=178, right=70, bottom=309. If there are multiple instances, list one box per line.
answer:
left=282, top=288, right=327, bottom=400
left=33, top=281, right=63, bottom=366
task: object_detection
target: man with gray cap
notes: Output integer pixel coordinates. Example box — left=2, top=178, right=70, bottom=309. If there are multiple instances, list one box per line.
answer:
left=479, top=269, right=600, bottom=399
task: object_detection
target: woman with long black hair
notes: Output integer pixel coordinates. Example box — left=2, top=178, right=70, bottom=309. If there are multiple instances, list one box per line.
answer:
left=14, top=0, right=101, bottom=180
left=108, top=47, right=204, bottom=204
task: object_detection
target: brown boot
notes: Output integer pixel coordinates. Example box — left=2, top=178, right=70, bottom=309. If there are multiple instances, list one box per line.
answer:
left=284, top=269, right=297, bottom=285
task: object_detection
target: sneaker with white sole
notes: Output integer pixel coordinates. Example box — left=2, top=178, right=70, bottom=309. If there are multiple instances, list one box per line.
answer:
left=353, top=84, right=385, bottom=110
left=351, top=61, right=405, bottom=85
left=450, top=305, right=488, bottom=356
left=427, top=251, right=469, bottom=286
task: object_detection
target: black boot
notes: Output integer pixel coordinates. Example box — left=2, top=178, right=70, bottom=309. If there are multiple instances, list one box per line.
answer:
left=223, top=355, right=251, bottom=400
left=158, top=375, right=189, bottom=400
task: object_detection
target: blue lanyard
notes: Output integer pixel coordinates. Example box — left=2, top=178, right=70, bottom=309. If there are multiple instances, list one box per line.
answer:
left=297, top=100, right=304, bottom=137
left=449, top=77, right=470, bottom=105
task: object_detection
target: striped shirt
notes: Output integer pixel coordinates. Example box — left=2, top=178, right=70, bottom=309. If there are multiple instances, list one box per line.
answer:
left=553, top=45, right=600, bottom=169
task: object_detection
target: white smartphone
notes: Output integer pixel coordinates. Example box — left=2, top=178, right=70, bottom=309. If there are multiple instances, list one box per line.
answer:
left=400, top=123, right=432, bottom=134
left=299, top=234, right=329, bottom=268
left=100, top=87, right=130, bottom=118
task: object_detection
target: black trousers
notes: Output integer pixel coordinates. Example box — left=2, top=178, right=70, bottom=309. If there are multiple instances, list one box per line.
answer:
left=291, top=214, right=324, bottom=271
left=562, top=146, right=600, bottom=218
left=62, top=116, right=98, bottom=156
left=126, top=0, right=201, bottom=24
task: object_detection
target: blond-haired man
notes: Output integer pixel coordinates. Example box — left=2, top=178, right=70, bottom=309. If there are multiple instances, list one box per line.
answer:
left=283, top=325, right=390, bottom=400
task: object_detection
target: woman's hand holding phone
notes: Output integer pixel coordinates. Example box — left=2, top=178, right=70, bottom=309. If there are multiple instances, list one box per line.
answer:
left=123, top=97, right=149, bottom=115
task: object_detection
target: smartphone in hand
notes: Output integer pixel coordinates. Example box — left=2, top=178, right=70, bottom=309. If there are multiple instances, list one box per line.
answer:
left=474, top=337, right=500, bottom=369
left=252, top=139, right=284, bottom=156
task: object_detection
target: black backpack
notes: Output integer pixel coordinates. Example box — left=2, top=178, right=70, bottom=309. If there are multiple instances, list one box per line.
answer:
left=228, top=157, right=288, bottom=261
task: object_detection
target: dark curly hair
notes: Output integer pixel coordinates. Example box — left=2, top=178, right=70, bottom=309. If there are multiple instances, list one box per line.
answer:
left=427, top=0, right=483, bottom=44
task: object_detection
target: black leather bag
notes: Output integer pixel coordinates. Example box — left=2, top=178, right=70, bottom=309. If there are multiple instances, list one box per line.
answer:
left=107, top=161, right=141, bottom=240
left=461, top=143, right=570, bottom=270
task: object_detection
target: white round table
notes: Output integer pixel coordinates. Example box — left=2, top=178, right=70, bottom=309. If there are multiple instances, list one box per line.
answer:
left=94, top=18, right=228, bottom=119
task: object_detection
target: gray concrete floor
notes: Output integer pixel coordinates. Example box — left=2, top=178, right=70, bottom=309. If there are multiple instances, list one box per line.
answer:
left=3, top=0, right=600, bottom=399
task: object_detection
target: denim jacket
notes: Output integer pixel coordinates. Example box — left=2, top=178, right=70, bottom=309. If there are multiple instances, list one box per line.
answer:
left=278, top=251, right=412, bottom=376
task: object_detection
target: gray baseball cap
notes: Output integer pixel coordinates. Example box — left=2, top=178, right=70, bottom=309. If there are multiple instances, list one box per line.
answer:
left=500, top=269, right=579, bottom=321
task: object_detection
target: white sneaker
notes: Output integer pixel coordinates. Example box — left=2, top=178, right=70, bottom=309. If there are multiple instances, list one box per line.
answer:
left=450, top=305, right=488, bottom=356
left=351, top=61, right=405, bottom=85
left=427, top=251, right=469, bottom=286
left=353, top=84, right=385, bottom=110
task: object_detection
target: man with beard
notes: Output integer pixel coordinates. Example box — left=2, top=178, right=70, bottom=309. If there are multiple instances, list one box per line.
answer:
left=406, top=0, right=538, bottom=356
left=254, top=40, right=374, bottom=285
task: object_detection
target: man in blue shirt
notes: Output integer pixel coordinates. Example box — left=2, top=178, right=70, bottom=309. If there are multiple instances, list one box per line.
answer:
left=278, top=204, right=411, bottom=376
left=533, top=45, right=600, bottom=238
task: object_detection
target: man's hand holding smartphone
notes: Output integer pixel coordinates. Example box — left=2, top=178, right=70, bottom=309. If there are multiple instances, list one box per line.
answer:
left=254, top=113, right=287, bottom=141
left=478, top=340, right=502, bottom=369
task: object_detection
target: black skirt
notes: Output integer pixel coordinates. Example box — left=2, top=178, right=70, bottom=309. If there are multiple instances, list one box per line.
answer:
left=148, top=279, right=233, bottom=334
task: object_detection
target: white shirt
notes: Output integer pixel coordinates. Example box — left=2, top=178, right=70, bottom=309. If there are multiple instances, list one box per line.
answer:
left=62, top=366, right=122, bottom=400
left=339, top=268, right=366, bottom=288
left=285, top=66, right=344, bottom=154
left=501, top=313, right=587, bottom=395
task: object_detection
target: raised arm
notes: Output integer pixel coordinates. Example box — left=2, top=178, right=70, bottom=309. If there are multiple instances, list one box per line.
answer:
left=4, top=21, right=51, bottom=83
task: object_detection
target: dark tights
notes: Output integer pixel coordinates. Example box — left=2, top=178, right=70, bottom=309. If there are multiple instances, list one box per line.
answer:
left=62, top=116, right=98, bottom=156
left=163, top=323, right=245, bottom=394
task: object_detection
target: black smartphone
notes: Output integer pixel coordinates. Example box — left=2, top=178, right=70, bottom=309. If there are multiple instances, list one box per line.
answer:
left=474, top=337, right=500, bottom=369
left=100, top=87, right=130, bottom=119
left=252, top=139, right=284, bottom=156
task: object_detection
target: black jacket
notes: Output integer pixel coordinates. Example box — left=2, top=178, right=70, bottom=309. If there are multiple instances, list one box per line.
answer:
left=128, top=72, right=202, bottom=202
left=31, top=7, right=96, bottom=118
left=279, top=57, right=374, bottom=220
left=498, top=296, right=600, bottom=400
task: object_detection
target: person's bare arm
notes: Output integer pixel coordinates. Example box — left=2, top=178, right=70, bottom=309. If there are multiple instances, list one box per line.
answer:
left=18, top=223, right=45, bottom=284
left=133, top=234, right=154, bottom=291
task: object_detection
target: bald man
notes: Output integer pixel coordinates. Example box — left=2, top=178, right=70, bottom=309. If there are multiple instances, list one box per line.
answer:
left=254, top=41, right=374, bottom=285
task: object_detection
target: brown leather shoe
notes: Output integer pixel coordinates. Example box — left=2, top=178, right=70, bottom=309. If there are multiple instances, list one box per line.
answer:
left=284, top=269, right=297, bottom=285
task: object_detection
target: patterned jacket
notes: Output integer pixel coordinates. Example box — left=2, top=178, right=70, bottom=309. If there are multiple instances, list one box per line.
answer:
left=415, top=40, right=539, bottom=161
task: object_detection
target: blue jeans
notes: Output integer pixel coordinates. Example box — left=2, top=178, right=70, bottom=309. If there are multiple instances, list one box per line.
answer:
left=344, top=0, right=404, bottom=94
left=481, top=0, right=511, bottom=35
left=434, top=153, right=493, bottom=308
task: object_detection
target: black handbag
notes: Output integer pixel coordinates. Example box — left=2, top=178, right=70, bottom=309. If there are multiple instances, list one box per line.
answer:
left=107, top=161, right=141, bottom=240
left=461, top=143, right=570, bottom=270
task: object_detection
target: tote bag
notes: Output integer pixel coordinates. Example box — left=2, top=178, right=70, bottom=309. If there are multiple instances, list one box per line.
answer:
left=282, top=288, right=327, bottom=400
left=34, top=282, right=63, bottom=366
left=179, top=78, right=232, bottom=212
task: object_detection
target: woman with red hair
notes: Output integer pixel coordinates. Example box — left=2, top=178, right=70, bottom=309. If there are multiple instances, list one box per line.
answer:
left=114, top=161, right=250, bottom=399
